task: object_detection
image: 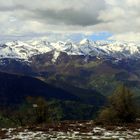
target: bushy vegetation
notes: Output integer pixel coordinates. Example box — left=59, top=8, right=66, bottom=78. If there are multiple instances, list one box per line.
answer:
left=98, top=85, right=138, bottom=124
left=0, top=97, right=98, bottom=127
left=0, top=97, right=49, bottom=127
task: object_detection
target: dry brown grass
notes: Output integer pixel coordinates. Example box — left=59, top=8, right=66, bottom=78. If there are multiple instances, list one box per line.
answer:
left=0, top=129, right=9, bottom=139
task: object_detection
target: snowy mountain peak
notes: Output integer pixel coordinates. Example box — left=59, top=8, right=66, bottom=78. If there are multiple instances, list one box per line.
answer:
left=5, top=41, right=28, bottom=46
left=80, top=39, right=90, bottom=45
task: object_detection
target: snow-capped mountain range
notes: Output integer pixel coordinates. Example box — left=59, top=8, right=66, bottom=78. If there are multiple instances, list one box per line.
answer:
left=0, top=39, right=140, bottom=62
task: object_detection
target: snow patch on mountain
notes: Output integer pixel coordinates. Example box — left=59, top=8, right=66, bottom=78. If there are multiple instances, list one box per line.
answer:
left=52, top=50, right=60, bottom=62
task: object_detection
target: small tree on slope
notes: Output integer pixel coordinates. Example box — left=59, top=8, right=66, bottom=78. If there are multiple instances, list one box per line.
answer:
left=99, top=84, right=137, bottom=123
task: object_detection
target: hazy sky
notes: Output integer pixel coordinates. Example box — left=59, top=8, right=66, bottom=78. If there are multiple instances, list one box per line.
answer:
left=0, top=0, right=140, bottom=42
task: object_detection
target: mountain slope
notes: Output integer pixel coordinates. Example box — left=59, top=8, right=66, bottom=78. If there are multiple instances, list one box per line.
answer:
left=0, top=72, right=79, bottom=105
left=0, top=72, right=106, bottom=107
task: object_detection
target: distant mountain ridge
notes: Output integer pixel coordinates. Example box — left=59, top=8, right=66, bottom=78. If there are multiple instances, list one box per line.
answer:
left=0, top=39, right=140, bottom=63
left=0, top=39, right=140, bottom=101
